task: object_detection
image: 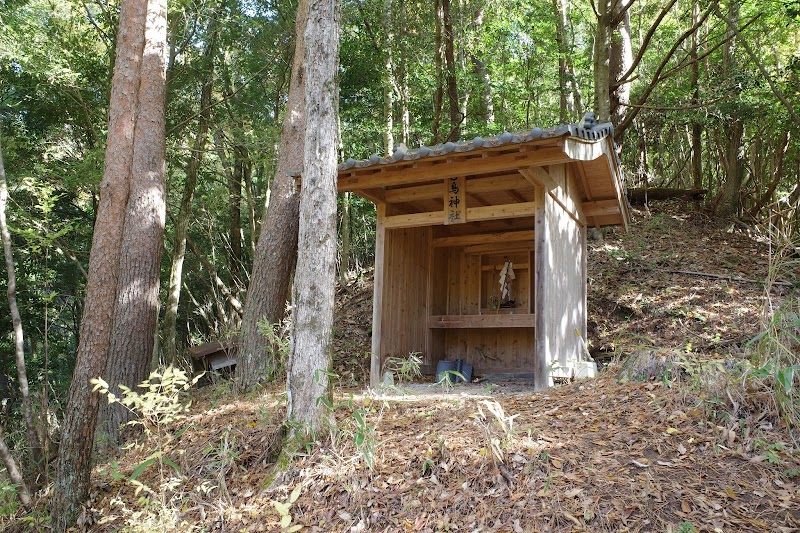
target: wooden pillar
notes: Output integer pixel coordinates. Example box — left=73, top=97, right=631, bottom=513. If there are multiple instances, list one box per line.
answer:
left=533, top=185, right=550, bottom=390
left=370, top=204, right=387, bottom=387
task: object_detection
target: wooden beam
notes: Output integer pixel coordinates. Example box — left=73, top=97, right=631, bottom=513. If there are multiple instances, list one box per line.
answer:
left=464, top=241, right=534, bottom=254
left=573, top=162, right=593, bottom=201
left=467, top=192, right=491, bottom=207
left=428, top=314, right=536, bottom=329
left=383, top=201, right=537, bottom=229
left=432, top=229, right=535, bottom=247
left=520, top=167, right=558, bottom=190
left=466, top=201, right=537, bottom=222
left=358, top=187, right=386, bottom=205
left=385, top=183, right=442, bottom=203
left=384, top=210, right=445, bottom=229
left=506, top=189, right=527, bottom=204
left=383, top=174, right=531, bottom=203
left=339, top=146, right=570, bottom=191
left=582, top=199, right=620, bottom=217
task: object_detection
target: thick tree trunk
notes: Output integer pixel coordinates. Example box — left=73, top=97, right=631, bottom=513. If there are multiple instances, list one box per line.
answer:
left=0, top=426, right=30, bottom=508
left=162, top=30, right=216, bottom=365
left=593, top=0, right=612, bottom=122
left=442, top=0, right=459, bottom=141
left=236, top=0, right=308, bottom=390
left=98, top=0, right=168, bottom=448
left=286, top=0, right=340, bottom=434
left=51, top=0, right=148, bottom=527
left=0, top=129, right=43, bottom=482
left=609, top=4, right=632, bottom=132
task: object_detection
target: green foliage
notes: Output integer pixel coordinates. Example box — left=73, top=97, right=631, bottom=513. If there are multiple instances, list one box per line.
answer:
left=270, top=484, right=303, bottom=533
left=0, top=481, right=20, bottom=517
left=91, top=366, right=202, bottom=528
left=382, top=351, right=422, bottom=386
left=258, top=320, right=292, bottom=381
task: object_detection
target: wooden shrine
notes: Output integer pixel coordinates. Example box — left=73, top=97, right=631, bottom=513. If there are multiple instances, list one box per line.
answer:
left=337, top=114, right=630, bottom=389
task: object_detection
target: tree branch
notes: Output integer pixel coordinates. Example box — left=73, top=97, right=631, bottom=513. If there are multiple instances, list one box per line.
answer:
left=612, top=0, right=679, bottom=88
left=712, top=4, right=800, bottom=127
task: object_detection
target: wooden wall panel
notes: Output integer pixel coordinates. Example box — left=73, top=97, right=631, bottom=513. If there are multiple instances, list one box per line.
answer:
left=380, top=227, right=430, bottom=369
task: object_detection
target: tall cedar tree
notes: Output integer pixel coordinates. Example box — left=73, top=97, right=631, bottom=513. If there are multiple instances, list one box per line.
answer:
left=286, top=0, right=341, bottom=432
left=236, top=0, right=309, bottom=390
left=51, top=0, right=167, bottom=528
left=98, top=0, right=168, bottom=446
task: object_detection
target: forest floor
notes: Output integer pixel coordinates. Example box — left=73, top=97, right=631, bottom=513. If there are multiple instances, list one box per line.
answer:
left=16, top=201, right=800, bottom=532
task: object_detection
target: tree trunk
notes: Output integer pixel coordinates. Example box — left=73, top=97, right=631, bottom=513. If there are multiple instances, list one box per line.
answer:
left=0, top=128, right=43, bottom=482
left=398, top=0, right=410, bottom=145
left=286, top=0, right=340, bottom=434
left=228, top=144, right=244, bottom=285
left=442, top=0, right=459, bottom=141
left=609, top=3, right=632, bottom=133
left=51, top=0, right=148, bottom=527
left=469, top=1, right=493, bottom=127
left=690, top=0, right=703, bottom=201
left=432, top=0, right=444, bottom=144
left=750, top=131, right=790, bottom=218
left=553, top=0, right=574, bottom=122
left=715, top=1, right=744, bottom=218
left=162, top=25, right=216, bottom=366
left=98, top=0, right=168, bottom=448
left=236, top=0, right=308, bottom=390
left=381, top=0, right=395, bottom=156
left=593, top=0, right=612, bottom=122
left=0, top=426, right=30, bottom=508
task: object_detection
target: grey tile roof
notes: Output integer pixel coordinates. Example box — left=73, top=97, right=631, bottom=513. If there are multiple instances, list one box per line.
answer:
left=339, top=112, right=613, bottom=172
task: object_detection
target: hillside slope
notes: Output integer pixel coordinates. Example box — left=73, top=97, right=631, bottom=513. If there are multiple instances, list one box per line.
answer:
left=18, top=201, right=800, bottom=532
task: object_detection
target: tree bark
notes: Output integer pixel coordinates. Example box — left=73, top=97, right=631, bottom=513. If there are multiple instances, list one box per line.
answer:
left=715, top=1, right=744, bottom=218
left=228, top=143, right=245, bottom=284
left=432, top=0, right=444, bottom=144
left=690, top=0, right=703, bottom=200
left=609, top=2, right=632, bottom=131
left=553, top=0, right=574, bottom=122
left=51, top=0, right=148, bottom=527
left=469, top=5, right=493, bottom=127
left=162, top=22, right=217, bottom=365
left=750, top=131, right=790, bottom=218
left=0, top=128, right=43, bottom=482
left=286, top=0, right=340, bottom=434
left=236, top=0, right=308, bottom=390
left=98, top=0, right=168, bottom=448
left=382, top=0, right=395, bottom=156
left=593, top=0, right=612, bottom=122
left=442, top=0, right=459, bottom=141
